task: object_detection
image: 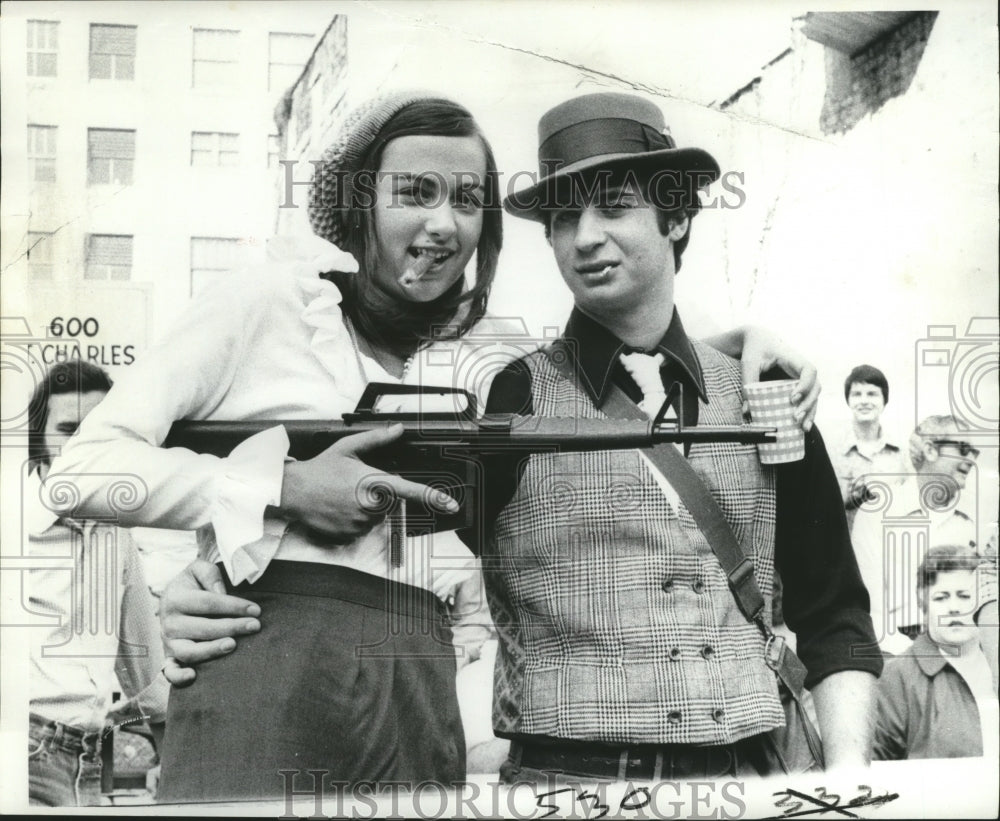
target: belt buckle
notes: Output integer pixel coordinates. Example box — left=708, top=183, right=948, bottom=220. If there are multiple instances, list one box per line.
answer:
left=618, top=749, right=663, bottom=782
left=764, top=632, right=786, bottom=671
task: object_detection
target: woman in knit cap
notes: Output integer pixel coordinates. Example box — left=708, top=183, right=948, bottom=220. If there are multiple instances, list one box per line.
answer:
left=50, top=90, right=821, bottom=800
left=51, top=91, right=506, bottom=801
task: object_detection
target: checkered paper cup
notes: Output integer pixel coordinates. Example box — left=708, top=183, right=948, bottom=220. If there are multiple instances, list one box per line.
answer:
left=744, top=379, right=805, bottom=464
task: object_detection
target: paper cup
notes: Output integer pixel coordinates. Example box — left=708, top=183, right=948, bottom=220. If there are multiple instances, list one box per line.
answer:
left=744, top=379, right=805, bottom=464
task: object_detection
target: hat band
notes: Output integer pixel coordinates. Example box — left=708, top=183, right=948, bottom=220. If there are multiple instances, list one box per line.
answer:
left=538, top=118, right=675, bottom=176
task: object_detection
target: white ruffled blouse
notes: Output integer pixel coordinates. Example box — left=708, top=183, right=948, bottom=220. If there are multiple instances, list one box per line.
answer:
left=47, top=235, right=528, bottom=588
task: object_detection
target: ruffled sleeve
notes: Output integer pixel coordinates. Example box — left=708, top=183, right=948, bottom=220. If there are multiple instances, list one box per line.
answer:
left=211, top=235, right=364, bottom=582
left=210, top=425, right=290, bottom=584
left=47, top=234, right=360, bottom=586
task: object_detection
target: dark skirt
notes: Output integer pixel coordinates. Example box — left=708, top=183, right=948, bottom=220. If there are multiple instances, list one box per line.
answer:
left=157, top=561, right=466, bottom=802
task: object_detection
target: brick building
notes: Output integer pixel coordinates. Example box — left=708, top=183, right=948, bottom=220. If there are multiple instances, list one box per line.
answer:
left=1, top=4, right=328, bottom=359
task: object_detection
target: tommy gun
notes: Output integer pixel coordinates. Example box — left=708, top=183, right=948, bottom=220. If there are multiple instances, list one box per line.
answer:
left=164, top=382, right=776, bottom=537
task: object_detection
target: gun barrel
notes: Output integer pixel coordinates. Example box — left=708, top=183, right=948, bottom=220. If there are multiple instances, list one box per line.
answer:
left=493, top=417, right=775, bottom=448
left=164, top=415, right=774, bottom=459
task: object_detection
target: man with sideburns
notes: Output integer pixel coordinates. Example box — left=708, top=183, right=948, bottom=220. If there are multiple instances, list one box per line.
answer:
left=476, top=92, right=880, bottom=781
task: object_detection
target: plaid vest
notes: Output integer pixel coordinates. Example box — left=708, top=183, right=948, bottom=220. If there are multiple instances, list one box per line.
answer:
left=487, top=342, right=784, bottom=744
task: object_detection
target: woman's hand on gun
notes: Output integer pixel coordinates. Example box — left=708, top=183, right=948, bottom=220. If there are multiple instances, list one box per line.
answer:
left=278, top=424, right=459, bottom=541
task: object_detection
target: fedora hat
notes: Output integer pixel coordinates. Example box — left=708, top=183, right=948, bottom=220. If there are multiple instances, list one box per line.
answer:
left=504, top=92, right=720, bottom=222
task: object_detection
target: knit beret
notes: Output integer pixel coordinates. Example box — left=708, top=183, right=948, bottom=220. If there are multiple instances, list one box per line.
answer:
left=308, top=90, right=448, bottom=248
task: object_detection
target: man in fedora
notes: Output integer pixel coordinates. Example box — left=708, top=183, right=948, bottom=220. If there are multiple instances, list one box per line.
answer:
left=472, top=91, right=881, bottom=781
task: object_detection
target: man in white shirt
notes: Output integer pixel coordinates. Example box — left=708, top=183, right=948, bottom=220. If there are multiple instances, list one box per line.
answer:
left=25, top=361, right=168, bottom=806
left=830, top=365, right=910, bottom=530
left=851, top=414, right=986, bottom=655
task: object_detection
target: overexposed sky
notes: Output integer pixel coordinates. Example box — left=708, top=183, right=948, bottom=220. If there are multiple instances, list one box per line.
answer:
left=352, top=0, right=797, bottom=105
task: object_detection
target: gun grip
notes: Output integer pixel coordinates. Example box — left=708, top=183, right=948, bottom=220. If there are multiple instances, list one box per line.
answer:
left=363, top=444, right=476, bottom=535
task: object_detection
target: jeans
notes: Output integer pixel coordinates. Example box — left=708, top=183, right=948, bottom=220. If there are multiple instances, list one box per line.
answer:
left=28, top=713, right=104, bottom=807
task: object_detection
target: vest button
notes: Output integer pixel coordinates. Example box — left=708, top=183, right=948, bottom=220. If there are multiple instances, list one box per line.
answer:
left=667, top=710, right=682, bottom=724
left=692, top=579, right=706, bottom=594
left=669, top=647, right=682, bottom=661
left=701, top=645, right=715, bottom=660
left=661, top=578, right=674, bottom=593
left=712, top=708, right=726, bottom=723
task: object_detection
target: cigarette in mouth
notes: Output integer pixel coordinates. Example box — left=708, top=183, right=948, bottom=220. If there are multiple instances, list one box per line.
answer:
left=399, top=253, right=436, bottom=287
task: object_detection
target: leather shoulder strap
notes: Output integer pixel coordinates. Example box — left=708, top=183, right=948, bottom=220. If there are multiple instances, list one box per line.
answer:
left=543, top=342, right=765, bottom=621
left=542, top=343, right=810, bottom=695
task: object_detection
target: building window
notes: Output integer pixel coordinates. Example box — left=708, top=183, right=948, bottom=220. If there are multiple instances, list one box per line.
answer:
left=27, top=232, right=54, bottom=279
left=192, top=28, right=239, bottom=88
left=88, top=129, right=135, bottom=185
left=86, top=234, right=132, bottom=281
left=268, top=32, right=313, bottom=92
left=191, top=132, right=239, bottom=167
left=27, top=20, right=58, bottom=77
left=267, top=134, right=280, bottom=169
left=191, top=237, right=242, bottom=295
left=27, top=125, right=57, bottom=182
left=90, top=24, right=136, bottom=80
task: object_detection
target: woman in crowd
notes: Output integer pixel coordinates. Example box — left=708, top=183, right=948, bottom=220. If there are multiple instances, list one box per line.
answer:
left=49, top=90, right=820, bottom=800
left=873, top=545, right=999, bottom=760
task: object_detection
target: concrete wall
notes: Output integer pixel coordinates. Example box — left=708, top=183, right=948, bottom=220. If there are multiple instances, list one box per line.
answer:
left=717, top=6, right=998, bottom=531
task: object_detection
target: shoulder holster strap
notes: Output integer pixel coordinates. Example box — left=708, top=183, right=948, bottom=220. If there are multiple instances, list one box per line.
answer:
left=543, top=344, right=809, bottom=696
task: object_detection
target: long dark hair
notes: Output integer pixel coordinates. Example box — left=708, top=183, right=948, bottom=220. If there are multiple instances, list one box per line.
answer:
left=328, top=99, right=502, bottom=358
left=28, top=360, right=113, bottom=473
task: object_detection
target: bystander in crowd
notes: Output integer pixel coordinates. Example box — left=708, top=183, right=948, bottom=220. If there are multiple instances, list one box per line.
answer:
left=851, top=414, right=991, bottom=659
left=25, top=361, right=167, bottom=806
left=872, top=545, right=998, bottom=760
left=829, top=365, right=910, bottom=530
